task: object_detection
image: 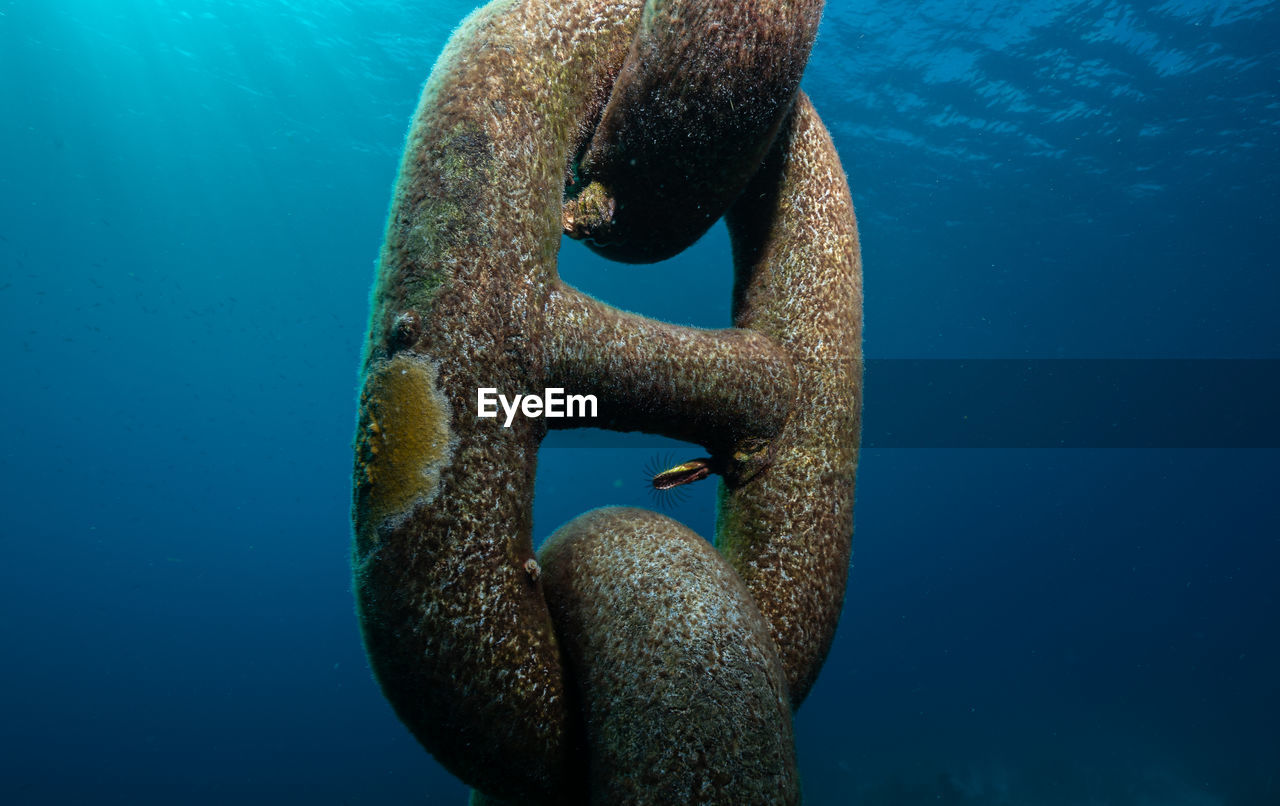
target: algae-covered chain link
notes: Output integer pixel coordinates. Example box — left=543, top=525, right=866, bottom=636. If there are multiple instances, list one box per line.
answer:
left=562, top=0, right=824, bottom=263
left=351, top=0, right=860, bottom=803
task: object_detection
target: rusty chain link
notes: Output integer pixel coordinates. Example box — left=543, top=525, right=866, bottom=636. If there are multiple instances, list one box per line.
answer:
left=352, top=0, right=861, bottom=802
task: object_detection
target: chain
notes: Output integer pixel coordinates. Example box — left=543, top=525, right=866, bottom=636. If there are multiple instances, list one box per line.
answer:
left=352, top=0, right=861, bottom=802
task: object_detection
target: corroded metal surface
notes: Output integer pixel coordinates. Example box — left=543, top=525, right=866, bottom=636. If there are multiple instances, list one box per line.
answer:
left=722, top=93, right=862, bottom=706
left=542, top=508, right=798, bottom=805
left=563, top=0, right=826, bottom=263
left=352, top=0, right=860, bottom=801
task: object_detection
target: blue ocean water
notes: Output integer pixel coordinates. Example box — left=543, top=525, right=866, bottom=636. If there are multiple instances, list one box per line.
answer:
left=1, top=0, right=1277, bottom=803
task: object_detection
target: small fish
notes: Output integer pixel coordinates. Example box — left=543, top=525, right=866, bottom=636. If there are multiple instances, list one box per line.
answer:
left=651, top=457, right=713, bottom=490
left=643, top=454, right=717, bottom=511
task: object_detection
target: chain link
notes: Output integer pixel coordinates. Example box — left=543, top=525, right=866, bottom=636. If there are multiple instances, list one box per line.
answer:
left=353, top=1, right=861, bottom=802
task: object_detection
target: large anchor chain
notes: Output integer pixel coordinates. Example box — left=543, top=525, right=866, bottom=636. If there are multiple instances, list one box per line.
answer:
left=352, top=0, right=861, bottom=801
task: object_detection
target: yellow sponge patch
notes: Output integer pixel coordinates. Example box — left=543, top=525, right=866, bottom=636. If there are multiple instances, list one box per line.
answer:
left=355, top=353, right=453, bottom=539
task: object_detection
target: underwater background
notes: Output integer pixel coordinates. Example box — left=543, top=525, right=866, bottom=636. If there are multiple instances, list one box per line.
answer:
left=2, top=0, right=1277, bottom=803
